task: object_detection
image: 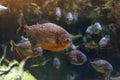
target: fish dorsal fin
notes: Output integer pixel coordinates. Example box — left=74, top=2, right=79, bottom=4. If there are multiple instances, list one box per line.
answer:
left=17, top=15, right=26, bottom=26
left=37, top=20, right=50, bottom=24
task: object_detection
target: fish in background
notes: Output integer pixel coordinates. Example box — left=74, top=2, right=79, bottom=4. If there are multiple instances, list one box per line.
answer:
left=98, top=35, right=110, bottom=47
left=71, top=44, right=77, bottom=50
left=86, top=22, right=102, bottom=34
left=53, top=56, right=61, bottom=69
left=65, top=43, right=78, bottom=52
left=68, top=50, right=87, bottom=65
left=86, top=25, right=94, bottom=35
left=55, top=7, right=62, bottom=21
left=90, top=59, right=113, bottom=80
left=72, top=14, right=78, bottom=22
left=93, top=22, right=102, bottom=34
left=66, top=12, right=74, bottom=25
left=66, top=72, right=76, bottom=80
left=10, top=36, right=43, bottom=58
left=66, top=12, right=78, bottom=25
left=17, top=15, right=72, bottom=52
left=0, top=4, right=8, bottom=15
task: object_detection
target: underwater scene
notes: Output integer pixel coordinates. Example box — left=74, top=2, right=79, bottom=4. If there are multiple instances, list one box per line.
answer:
left=0, top=0, right=120, bottom=80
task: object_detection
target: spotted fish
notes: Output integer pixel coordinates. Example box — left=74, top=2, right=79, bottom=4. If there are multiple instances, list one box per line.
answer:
left=17, top=16, right=72, bottom=52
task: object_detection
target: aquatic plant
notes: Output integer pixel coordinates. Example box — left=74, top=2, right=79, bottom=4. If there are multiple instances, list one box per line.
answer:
left=0, top=44, right=37, bottom=80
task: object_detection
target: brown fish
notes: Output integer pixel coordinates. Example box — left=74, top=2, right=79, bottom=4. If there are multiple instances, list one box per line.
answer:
left=53, top=57, right=61, bottom=69
left=90, top=59, right=113, bottom=80
left=10, top=38, right=43, bottom=58
left=90, top=59, right=113, bottom=74
left=17, top=16, right=72, bottom=52
left=69, top=50, right=87, bottom=65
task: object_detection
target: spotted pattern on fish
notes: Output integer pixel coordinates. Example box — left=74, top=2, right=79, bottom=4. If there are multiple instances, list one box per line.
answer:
left=17, top=18, right=72, bottom=52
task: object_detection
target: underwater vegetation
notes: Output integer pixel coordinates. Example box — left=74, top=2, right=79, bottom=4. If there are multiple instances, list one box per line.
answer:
left=0, top=45, right=36, bottom=80
left=0, top=0, right=120, bottom=80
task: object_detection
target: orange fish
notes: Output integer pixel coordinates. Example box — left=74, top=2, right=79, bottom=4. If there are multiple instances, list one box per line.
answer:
left=17, top=16, right=72, bottom=52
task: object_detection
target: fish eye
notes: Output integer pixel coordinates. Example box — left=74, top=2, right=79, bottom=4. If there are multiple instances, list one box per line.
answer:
left=66, top=38, right=71, bottom=43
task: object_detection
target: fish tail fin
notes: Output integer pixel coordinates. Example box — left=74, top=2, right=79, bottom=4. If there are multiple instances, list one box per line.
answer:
left=16, top=14, right=27, bottom=35
left=10, top=40, right=24, bottom=59
left=10, top=40, right=15, bottom=52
